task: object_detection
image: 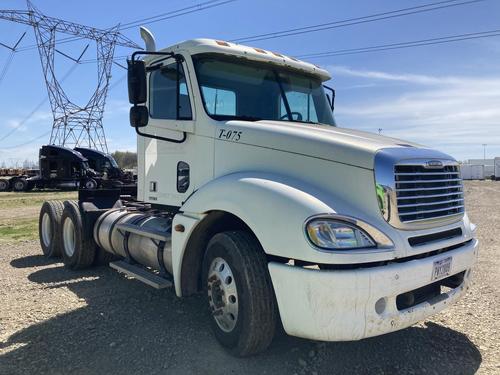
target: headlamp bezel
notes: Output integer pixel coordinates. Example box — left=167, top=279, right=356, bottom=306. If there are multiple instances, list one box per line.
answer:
left=304, top=214, right=394, bottom=252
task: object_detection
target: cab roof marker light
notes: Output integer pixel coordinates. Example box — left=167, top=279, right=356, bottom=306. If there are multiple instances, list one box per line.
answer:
left=272, top=52, right=283, bottom=58
left=254, top=48, right=267, bottom=54
left=215, top=40, right=230, bottom=47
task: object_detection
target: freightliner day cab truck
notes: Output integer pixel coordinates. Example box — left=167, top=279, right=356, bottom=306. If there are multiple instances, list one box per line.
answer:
left=38, top=28, right=478, bottom=356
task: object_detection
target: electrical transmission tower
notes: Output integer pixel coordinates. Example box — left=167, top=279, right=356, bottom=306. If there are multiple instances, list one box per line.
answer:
left=0, top=1, right=139, bottom=152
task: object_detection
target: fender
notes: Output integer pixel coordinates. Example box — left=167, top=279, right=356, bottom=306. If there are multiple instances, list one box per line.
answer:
left=177, top=172, right=395, bottom=265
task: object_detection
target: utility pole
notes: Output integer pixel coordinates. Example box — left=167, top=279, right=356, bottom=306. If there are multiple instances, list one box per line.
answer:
left=0, top=1, right=140, bottom=152
left=482, top=144, right=487, bottom=160
left=378, top=128, right=383, bottom=135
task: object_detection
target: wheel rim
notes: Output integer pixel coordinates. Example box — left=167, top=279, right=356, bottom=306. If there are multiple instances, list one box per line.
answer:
left=63, top=217, right=76, bottom=257
left=85, top=181, right=95, bottom=189
left=14, top=181, right=24, bottom=190
left=0, top=181, right=6, bottom=190
left=207, top=257, right=239, bottom=333
left=41, top=213, right=52, bottom=247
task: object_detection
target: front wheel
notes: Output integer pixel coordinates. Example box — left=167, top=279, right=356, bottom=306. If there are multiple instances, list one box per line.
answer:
left=202, top=231, right=277, bottom=357
left=81, top=178, right=98, bottom=190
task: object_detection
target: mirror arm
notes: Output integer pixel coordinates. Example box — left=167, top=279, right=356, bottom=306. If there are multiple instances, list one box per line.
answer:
left=323, top=84, right=335, bottom=112
left=135, top=126, right=187, bottom=144
left=130, top=51, right=187, bottom=143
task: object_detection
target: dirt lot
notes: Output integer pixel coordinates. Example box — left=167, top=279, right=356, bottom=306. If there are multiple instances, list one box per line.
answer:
left=0, top=183, right=498, bottom=375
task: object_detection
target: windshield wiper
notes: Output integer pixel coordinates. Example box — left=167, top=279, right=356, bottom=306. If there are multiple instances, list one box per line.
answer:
left=291, top=119, right=317, bottom=125
left=222, top=115, right=263, bottom=122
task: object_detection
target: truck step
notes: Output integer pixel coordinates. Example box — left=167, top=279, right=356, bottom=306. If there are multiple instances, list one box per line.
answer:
left=110, top=260, right=172, bottom=289
left=116, top=222, right=171, bottom=242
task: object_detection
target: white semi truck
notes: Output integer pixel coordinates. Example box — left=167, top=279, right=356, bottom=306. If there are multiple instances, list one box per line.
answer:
left=38, top=29, right=478, bottom=356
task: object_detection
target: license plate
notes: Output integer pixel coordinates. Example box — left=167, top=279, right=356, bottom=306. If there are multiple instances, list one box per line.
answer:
left=432, top=256, right=452, bottom=281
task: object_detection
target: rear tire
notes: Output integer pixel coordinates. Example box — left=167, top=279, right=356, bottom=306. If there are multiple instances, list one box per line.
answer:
left=12, top=178, right=27, bottom=192
left=202, top=231, right=277, bottom=357
left=60, top=200, right=96, bottom=269
left=0, top=179, right=9, bottom=191
left=39, top=200, right=65, bottom=257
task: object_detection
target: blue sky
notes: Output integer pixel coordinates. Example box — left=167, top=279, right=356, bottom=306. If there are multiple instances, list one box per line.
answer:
left=1, top=0, right=499, bottom=165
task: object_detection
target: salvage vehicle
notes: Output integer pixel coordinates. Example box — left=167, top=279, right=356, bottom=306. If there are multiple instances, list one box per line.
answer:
left=16, top=145, right=99, bottom=191
left=6, top=145, right=135, bottom=192
left=74, top=147, right=134, bottom=183
left=0, top=168, right=38, bottom=192
left=38, top=29, right=478, bottom=356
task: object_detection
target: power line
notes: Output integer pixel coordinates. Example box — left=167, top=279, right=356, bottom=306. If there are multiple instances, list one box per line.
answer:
left=0, top=63, right=79, bottom=142
left=91, top=26, right=500, bottom=66
left=0, top=70, right=126, bottom=150
left=16, top=0, right=237, bottom=52
left=0, top=130, right=51, bottom=149
left=120, top=0, right=236, bottom=30
left=0, top=50, right=15, bottom=86
left=295, top=28, right=500, bottom=59
left=230, top=0, right=486, bottom=44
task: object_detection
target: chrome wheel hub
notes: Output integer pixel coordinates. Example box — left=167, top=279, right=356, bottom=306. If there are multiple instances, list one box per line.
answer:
left=63, top=217, right=76, bottom=257
left=207, top=257, right=238, bottom=332
left=41, top=213, right=52, bottom=247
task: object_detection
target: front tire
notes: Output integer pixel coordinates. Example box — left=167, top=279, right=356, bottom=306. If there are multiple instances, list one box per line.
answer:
left=60, top=200, right=96, bottom=269
left=202, top=231, right=277, bottom=357
left=81, top=178, right=97, bottom=190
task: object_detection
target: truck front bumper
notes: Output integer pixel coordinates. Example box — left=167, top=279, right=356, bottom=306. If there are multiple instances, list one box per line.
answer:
left=268, top=239, right=478, bottom=341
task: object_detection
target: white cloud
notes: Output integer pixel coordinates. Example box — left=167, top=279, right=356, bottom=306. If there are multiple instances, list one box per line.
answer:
left=104, top=99, right=130, bottom=117
left=329, top=65, right=500, bottom=160
left=329, top=65, right=463, bottom=85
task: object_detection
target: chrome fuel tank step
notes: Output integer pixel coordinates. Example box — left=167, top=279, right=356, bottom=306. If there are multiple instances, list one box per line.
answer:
left=110, top=260, right=172, bottom=289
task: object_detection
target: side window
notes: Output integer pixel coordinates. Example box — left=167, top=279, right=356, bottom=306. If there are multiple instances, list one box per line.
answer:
left=201, top=86, right=236, bottom=116
left=149, top=62, right=192, bottom=120
left=280, top=91, right=319, bottom=122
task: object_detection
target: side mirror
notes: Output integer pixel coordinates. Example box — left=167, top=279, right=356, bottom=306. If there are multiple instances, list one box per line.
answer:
left=130, top=106, right=149, bottom=128
left=127, top=59, right=147, bottom=104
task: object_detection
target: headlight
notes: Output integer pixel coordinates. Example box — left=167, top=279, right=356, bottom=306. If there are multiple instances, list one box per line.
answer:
left=306, top=219, right=376, bottom=250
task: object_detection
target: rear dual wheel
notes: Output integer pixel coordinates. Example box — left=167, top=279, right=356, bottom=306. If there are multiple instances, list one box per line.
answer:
left=12, top=178, right=27, bottom=192
left=202, top=231, right=278, bottom=357
left=0, top=179, right=9, bottom=192
left=39, top=200, right=65, bottom=257
left=60, top=200, right=96, bottom=269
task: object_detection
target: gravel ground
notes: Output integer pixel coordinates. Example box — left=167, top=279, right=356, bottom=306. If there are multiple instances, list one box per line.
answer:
left=0, top=182, right=499, bottom=374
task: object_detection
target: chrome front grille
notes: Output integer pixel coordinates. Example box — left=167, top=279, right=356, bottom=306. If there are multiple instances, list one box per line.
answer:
left=394, top=164, right=464, bottom=223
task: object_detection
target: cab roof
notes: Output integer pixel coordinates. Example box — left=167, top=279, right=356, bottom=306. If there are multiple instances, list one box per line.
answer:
left=40, top=145, right=88, bottom=162
left=152, top=38, right=331, bottom=82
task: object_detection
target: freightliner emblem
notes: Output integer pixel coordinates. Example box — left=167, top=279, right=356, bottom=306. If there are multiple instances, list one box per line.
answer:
left=425, top=160, right=444, bottom=168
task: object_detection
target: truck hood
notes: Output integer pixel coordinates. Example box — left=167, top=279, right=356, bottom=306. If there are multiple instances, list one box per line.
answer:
left=224, top=120, right=426, bottom=169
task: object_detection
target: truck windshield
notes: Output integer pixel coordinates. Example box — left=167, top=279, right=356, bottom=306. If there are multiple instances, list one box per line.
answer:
left=192, top=54, right=335, bottom=126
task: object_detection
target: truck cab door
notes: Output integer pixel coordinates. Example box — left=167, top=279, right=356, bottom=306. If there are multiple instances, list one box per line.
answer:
left=138, top=56, right=213, bottom=207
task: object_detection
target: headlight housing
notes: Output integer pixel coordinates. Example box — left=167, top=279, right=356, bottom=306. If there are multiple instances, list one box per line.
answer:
left=305, top=219, right=377, bottom=250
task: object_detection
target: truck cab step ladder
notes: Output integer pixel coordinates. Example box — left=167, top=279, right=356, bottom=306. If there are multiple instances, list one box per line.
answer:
left=110, top=260, right=172, bottom=289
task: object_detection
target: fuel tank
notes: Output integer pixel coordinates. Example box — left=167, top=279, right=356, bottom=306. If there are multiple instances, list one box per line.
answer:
left=93, top=209, right=173, bottom=274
